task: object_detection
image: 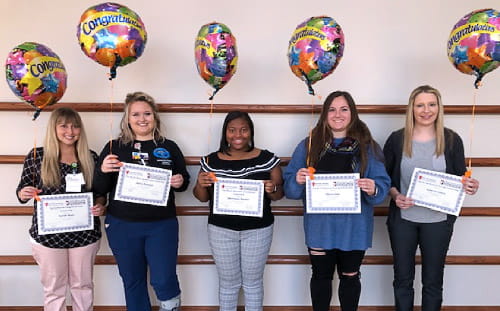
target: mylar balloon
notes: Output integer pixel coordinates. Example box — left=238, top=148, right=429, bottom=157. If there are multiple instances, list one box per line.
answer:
left=288, top=16, right=344, bottom=95
left=77, top=2, right=147, bottom=80
left=5, top=42, right=67, bottom=120
left=195, top=22, right=237, bottom=100
left=447, top=8, right=500, bottom=88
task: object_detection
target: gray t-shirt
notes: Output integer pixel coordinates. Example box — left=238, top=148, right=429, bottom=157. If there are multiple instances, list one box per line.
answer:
left=400, top=139, right=447, bottom=223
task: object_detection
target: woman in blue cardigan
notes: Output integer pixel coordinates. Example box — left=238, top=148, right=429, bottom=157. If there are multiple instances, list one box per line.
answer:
left=283, top=91, right=390, bottom=311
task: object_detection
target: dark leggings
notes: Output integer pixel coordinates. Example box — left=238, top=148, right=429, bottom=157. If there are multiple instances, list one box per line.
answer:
left=309, top=248, right=365, bottom=311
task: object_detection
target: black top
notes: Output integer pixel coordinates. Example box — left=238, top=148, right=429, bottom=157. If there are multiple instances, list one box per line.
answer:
left=200, top=149, right=280, bottom=231
left=93, top=139, right=190, bottom=222
left=383, top=128, right=467, bottom=218
left=16, top=148, right=102, bottom=248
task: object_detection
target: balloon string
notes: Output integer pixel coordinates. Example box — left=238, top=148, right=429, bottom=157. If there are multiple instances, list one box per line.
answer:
left=306, top=94, right=322, bottom=167
left=32, top=120, right=40, bottom=202
left=108, top=74, right=115, bottom=154
left=467, top=86, right=478, bottom=174
left=206, top=90, right=217, bottom=182
left=207, top=91, right=214, bottom=160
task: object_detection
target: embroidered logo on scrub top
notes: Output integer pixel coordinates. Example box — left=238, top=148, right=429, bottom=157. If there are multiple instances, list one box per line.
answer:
left=154, top=148, right=172, bottom=166
left=153, top=148, right=170, bottom=159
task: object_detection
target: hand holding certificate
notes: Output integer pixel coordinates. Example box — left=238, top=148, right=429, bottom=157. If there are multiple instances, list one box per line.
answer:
left=407, top=168, right=465, bottom=216
left=306, top=173, right=361, bottom=214
left=213, top=177, right=264, bottom=217
left=115, top=163, right=172, bottom=206
left=37, top=192, right=94, bottom=235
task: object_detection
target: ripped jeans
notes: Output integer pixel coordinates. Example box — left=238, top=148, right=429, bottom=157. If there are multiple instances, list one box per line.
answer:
left=308, top=248, right=365, bottom=311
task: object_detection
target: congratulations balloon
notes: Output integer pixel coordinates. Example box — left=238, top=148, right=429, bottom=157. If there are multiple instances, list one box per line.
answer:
left=5, top=42, right=67, bottom=120
left=77, top=2, right=147, bottom=80
left=288, top=16, right=344, bottom=95
left=195, top=22, right=238, bottom=100
left=447, top=8, right=500, bottom=88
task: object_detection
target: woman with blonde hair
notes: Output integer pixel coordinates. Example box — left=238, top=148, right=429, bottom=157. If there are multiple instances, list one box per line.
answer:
left=93, top=91, right=190, bottom=311
left=16, top=107, right=105, bottom=311
left=383, top=85, right=480, bottom=311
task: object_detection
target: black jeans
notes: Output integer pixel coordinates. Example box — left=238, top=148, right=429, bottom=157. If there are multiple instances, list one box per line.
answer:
left=308, top=248, right=365, bottom=311
left=387, top=212, right=455, bottom=311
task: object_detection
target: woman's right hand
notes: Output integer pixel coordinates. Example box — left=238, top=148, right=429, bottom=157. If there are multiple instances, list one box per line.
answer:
left=101, top=154, right=122, bottom=173
left=295, top=168, right=312, bottom=185
left=394, top=193, right=414, bottom=209
left=196, top=171, right=216, bottom=188
left=18, top=186, right=41, bottom=201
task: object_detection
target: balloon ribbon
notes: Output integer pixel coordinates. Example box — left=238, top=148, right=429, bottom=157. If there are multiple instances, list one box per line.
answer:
left=206, top=90, right=217, bottom=182
left=32, top=120, right=40, bottom=202
left=306, top=94, right=322, bottom=180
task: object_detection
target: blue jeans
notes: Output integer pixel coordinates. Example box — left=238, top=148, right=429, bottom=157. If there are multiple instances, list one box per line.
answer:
left=387, top=211, right=455, bottom=311
left=105, top=214, right=181, bottom=311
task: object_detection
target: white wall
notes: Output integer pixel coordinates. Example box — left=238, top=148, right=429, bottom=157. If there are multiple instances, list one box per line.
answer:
left=1, top=0, right=499, bottom=307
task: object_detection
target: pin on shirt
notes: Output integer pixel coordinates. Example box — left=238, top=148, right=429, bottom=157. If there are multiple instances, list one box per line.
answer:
left=132, top=152, right=149, bottom=166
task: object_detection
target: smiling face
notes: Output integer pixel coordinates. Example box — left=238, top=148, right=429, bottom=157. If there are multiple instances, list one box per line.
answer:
left=128, top=101, right=155, bottom=140
left=327, top=96, right=352, bottom=138
left=226, top=117, right=251, bottom=152
left=413, top=92, right=439, bottom=128
left=56, top=121, right=81, bottom=147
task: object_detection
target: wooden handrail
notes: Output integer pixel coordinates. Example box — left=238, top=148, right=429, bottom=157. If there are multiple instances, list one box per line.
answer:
left=1, top=254, right=500, bottom=266
left=2, top=155, right=500, bottom=167
left=2, top=102, right=500, bottom=114
left=1, top=206, right=500, bottom=217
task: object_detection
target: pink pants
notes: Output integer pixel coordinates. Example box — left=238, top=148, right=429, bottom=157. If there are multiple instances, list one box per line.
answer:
left=31, top=240, right=100, bottom=311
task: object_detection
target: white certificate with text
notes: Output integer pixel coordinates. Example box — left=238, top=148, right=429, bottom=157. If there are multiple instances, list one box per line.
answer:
left=115, top=163, right=172, bottom=206
left=213, top=178, right=264, bottom=217
left=407, top=168, right=465, bottom=216
left=37, top=192, right=94, bottom=235
left=306, top=173, right=361, bottom=214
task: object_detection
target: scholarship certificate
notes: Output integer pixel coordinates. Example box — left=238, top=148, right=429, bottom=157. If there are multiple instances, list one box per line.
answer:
left=407, top=167, right=465, bottom=216
left=213, top=178, right=264, bottom=217
left=115, top=162, right=172, bottom=206
left=37, top=192, right=94, bottom=235
left=306, top=173, right=361, bottom=214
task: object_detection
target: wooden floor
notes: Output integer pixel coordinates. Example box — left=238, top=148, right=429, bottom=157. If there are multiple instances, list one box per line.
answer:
left=0, top=306, right=498, bottom=311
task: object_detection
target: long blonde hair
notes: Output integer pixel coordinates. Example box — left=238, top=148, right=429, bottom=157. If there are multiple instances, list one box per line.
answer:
left=403, top=85, right=445, bottom=157
left=118, top=91, right=164, bottom=144
left=41, top=107, right=94, bottom=190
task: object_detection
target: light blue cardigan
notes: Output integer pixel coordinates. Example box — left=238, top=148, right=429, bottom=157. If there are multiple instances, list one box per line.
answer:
left=283, top=138, right=391, bottom=251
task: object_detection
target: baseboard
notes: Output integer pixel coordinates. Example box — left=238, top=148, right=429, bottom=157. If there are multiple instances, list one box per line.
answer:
left=0, top=306, right=498, bottom=311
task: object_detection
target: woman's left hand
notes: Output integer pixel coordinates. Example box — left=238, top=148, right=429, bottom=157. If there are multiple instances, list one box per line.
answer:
left=358, top=178, right=377, bottom=196
left=264, top=180, right=277, bottom=194
left=170, top=174, right=184, bottom=189
left=91, top=203, right=106, bottom=216
left=462, top=176, right=479, bottom=195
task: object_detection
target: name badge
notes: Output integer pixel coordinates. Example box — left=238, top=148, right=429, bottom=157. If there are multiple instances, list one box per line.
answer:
left=132, top=152, right=149, bottom=160
left=65, top=173, right=85, bottom=192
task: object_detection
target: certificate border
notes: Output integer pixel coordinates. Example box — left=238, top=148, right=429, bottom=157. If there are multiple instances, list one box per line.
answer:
left=115, top=163, right=172, bottom=206
left=407, top=168, right=465, bottom=216
left=213, top=177, right=264, bottom=217
left=37, top=192, right=94, bottom=235
left=306, top=173, right=361, bottom=214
